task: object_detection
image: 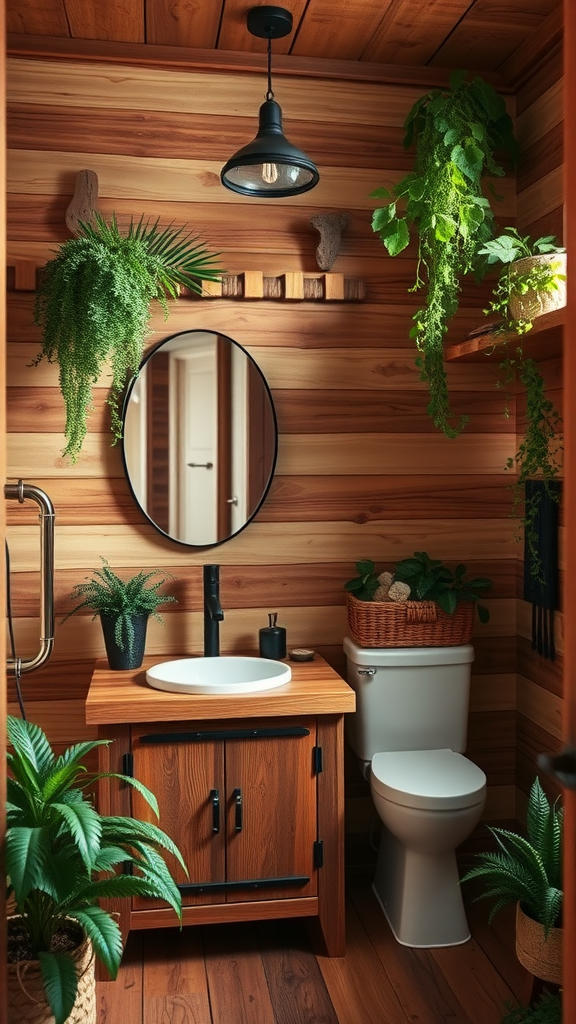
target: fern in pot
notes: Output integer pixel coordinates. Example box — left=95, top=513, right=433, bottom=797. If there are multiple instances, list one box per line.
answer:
left=33, top=213, right=221, bottom=461
left=62, top=559, right=177, bottom=669
left=6, top=714, right=187, bottom=1024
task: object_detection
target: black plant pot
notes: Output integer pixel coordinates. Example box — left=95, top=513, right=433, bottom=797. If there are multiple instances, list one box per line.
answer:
left=100, top=613, right=149, bottom=670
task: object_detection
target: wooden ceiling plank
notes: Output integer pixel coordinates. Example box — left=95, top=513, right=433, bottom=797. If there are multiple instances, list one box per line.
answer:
left=146, top=0, right=222, bottom=49
left=218, top=0, right=308, bottom=55
left=6, top=0, right=70, bottom=38
left=64, top=0, right=145, bottom=43
left=429, top=0, right=560, bottom=72
left=361, top=0, right=473, bottom=66
left=498, top=4, right=562, bottom=87
left=291, top=0, right=395, bottom=62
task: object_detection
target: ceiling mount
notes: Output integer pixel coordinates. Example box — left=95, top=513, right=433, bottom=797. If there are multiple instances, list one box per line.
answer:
left=246, top=6, right=293, bottom=40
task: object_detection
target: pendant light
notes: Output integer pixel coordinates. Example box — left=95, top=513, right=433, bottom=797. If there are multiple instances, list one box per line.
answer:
left=221, top=6, right=320, bottom=198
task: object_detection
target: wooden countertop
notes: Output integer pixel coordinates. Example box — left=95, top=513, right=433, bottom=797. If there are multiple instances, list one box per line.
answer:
left=85, top=654, right=356, bottom=725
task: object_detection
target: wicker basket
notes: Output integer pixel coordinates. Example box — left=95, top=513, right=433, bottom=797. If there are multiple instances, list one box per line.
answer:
left=346, top=593, right=475, bottom=648
left=515, top=902, right=563, bottom=984
left=508, top=253, right=567, bottom=321
left=8, top=919, right=96, bottom=1024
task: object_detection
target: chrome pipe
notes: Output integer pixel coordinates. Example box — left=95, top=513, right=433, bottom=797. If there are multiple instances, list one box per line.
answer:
left=5, top=480, right=55, bottom=674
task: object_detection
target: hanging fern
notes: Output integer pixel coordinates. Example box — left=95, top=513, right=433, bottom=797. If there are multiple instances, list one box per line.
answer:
left=371, top=71, right=517, bottom=437
left=33, top=213, right=221, bottom=461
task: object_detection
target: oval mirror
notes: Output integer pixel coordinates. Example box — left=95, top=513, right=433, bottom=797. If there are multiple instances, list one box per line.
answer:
left=122, top=330, right=278, bottom=547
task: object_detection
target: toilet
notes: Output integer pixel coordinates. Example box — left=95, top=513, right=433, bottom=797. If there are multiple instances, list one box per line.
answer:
left=344, top=636, right=486, bottom=948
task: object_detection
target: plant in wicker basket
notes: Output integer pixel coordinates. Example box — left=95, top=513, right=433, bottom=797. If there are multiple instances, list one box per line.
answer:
left=392, top=551, right=491, bottom=621
left=6, top=715, right=187, bottom=1024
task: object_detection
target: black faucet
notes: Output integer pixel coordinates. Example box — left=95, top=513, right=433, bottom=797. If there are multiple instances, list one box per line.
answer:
left=203, top=564, right=224, bottom=657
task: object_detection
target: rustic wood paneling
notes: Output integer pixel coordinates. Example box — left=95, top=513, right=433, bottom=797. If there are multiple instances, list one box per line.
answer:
left=4, top=54, right=532, bottom=843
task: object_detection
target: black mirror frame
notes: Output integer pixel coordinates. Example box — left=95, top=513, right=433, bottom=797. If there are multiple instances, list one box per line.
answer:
left=121, top=329, right=279, bottom=548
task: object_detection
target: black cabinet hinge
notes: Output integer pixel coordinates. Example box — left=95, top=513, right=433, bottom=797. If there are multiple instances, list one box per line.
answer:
left=313, top=746, right=323, bottom=774
left=122, top=752, right=134, bottom=777
left=313, top=840, right=324, bottom=868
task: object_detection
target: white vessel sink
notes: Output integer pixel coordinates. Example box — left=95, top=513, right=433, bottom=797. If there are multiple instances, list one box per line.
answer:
left=145, top=656, right=292, bottom=695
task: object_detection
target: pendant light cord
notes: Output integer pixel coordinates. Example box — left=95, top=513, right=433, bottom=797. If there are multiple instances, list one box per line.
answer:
left=266, top=36, right=274, bottom=100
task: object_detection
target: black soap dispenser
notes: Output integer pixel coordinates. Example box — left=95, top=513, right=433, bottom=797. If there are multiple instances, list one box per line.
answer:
left=259, top=612, right=287, bottom=659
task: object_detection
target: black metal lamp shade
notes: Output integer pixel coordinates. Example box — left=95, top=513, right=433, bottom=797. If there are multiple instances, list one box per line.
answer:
left=220, top=5, right=319, bottom=199
left=221, top=98, right=319, bottom=197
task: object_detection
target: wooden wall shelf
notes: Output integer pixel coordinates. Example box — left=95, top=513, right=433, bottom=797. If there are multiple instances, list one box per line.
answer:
left=445, top=307, right=565, bottom=363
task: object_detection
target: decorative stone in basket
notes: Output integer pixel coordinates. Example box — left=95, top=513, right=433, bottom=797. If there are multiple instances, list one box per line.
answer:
left=344, top=552, right=491, bottom=649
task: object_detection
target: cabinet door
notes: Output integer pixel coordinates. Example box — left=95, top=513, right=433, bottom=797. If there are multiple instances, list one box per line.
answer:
left=225, top=718, right=318, bottom=902
left=131, top=726, right=226, bottom=907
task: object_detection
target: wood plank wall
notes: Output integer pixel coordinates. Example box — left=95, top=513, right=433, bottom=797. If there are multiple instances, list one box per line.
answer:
left=514, top=43, right=565, bottom=813
left=5, top=55, right=521, bottom=859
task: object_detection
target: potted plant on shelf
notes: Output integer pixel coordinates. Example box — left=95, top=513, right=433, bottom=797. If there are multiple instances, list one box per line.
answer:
left=32, top=212, right=221, bottom=461
left=478, top=228, right=566, bottom=336
left=461, top=777, right=563, bottom=986
left=62, top=559, right=177, bottom=669
left=477, top=228, right=564, bottom=582
left=371, top=71, right=517, bottom=438
left=6, top=714, right=186, bottom=1024
left=344, top=550, right=491, bottom=648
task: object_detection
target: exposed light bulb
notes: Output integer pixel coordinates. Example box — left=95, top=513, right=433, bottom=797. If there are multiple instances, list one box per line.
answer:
left=262, top=162, right=279, bottom=184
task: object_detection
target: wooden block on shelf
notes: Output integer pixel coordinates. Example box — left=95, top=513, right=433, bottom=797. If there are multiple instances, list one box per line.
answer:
left=243, top=271, right=264, bottom=299
left=324, top=273, right=345, bottom=301
left=283, top=272, right=305, bottom=300
left=201, top=279, right=223, bottom=298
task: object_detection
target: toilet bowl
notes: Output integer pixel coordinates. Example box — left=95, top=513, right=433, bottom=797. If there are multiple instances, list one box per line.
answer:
left=343, top=637, right=487, bottom=948
left=370, top=748, right=486, bottom=947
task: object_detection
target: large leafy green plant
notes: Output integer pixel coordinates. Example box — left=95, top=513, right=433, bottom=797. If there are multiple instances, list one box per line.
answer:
left=6, top=714, right=187, bottom=1024
left=371, top=71, right=516, bottom=437
left=33, top=212, right=221, bottom=461
left=461, top=777, right=563, bottom=934
left=63, top=558, right=177, bottom=660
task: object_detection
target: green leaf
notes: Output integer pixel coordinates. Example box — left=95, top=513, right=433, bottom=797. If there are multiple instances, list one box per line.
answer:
left=356, top=560, right=375, bottom=575
left=381, top=218, right=411, bottom=256
left=7, top=716, right=55, bottom=779
left=371, top=204, right=396, bottom=232
left=70, top=907, right=123, bottom=980
left=450, top=143, right=484, bottom=182
left=6, top=826, right=48, bottom=903
left=434, top=214, right=456, bottom=242
left=51, top=800, right=102, bottom=871
left=39, top=951, right=79, bottom=1024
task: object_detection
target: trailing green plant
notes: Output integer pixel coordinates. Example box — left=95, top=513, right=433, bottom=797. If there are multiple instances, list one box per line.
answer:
left=499, top=992, right=561, bottom=1024
left=6, top=714, right=186, bottom=1024
left=461, top=777, right=563, bottom=935
left=33, top=212, right=222, bottom=461
left=371, top=70, right=516, bottom=437
left=63, top=558, right=177, bottom=659
left=344, top=551, right=491, bottom=621
left=478, top=228, right=565, bottom=335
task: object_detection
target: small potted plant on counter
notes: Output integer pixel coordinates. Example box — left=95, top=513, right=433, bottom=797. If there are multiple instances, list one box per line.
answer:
left=63, top=558, right=177, bottom=669
left=344, top=550, right=491, bottom=648
left=461, top=776, right=563, bottom=987
left=6, top=714, right=186, bottom=1024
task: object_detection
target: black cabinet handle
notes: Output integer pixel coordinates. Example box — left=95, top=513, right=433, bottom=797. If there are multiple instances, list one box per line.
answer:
left=233, top=788, right=243, bottom=831
left=210, top=789, right=220, bottom=833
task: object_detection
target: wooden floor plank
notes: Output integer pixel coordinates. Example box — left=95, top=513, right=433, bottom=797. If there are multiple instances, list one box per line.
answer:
left=465, top=899, right=533, bottom=1004
left=203, top=922, right=277, bottom=1024
left=257, top=918, right=339, bottom=1024
left=317, top=897, right=409, bottom=1024
left=431, top=936, right=519, bottom=1024
left=96, top=931, right=143, bottom=1024
left=347, top=881, right=472, bottom=1023
left=143, top=927, right=212, bottom=1024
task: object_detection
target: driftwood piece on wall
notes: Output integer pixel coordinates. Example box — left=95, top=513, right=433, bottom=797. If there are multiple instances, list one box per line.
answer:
left=199, top=272, right=365, bottom=302
left=65, top=170, right=99, bottom=235
left=311, top=213, right=350, bottom=271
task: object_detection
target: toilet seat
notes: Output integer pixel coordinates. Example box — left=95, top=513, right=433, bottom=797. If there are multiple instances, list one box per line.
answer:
left=371, top=749, right=486, bottom=811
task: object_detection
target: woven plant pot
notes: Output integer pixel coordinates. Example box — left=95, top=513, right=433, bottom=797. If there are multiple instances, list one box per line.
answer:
left=515, top=902, right=563, bottom=985
left=346, top=593, right=474, bottom=648
left=508, top=253, right=567, bottom=322
left=7, top=918, right=96, bottom=1024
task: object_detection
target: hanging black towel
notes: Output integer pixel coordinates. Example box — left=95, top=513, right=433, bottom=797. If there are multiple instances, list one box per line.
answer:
left=522, top=479, right=561, bottom=660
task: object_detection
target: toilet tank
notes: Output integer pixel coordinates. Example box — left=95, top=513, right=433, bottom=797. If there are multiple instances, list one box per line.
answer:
left=343, top=636, right=474, bottom=762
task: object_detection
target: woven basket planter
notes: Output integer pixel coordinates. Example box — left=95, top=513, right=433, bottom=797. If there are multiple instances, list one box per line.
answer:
left=515, top=903, right=563, bottom=985
left=508, top=253, right=567, bottom=322
left=7, top=918, right=96, bottom=1024
left=346, top=593, right=474, bottom=648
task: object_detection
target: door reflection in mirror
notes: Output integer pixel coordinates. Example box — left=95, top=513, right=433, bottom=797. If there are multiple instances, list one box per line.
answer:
left=122, top=331, right=277, bottom=547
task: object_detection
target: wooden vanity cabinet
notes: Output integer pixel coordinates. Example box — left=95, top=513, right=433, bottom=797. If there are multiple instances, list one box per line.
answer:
left=87, top=655, right=355, bottom=956
left=129, top=717, right=319, bottom=910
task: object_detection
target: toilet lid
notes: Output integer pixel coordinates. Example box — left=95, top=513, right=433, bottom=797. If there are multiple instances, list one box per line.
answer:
left=371, top=749, right=486, bottom=811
